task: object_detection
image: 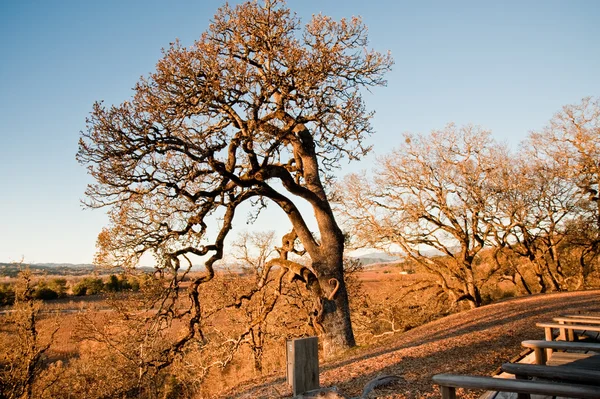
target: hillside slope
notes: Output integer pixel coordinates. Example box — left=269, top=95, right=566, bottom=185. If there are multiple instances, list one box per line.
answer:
left=224, top=290, right=600, bottom=399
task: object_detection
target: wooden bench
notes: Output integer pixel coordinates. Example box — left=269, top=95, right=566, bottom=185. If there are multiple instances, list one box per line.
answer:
left=536, top=322, right=600, bottom=342
left=521, top=340, right=600, bottom=364
left=432, top=373, right=600, bottom=399
left=501, top=362, right=600, bottom=384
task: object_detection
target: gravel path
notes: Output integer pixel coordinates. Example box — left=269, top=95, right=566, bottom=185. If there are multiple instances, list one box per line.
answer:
left=223, top=290, right=600, bottom=399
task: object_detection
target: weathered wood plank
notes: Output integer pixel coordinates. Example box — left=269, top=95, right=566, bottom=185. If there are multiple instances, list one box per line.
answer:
left=479, top=390, right=499, bottom=399
left=432, top=374, right=600, bottom=399
left=286, top=337, right=320, bottom=396
left=489, top=393, right=551, bottom=399
left=441, top=385, right=456, bottom=399
left=536, top=322, right=600, bottom=345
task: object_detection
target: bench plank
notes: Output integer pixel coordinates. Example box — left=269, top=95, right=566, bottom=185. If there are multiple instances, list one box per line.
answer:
left=536, top=322, right=600, bottom=332
left=562, top=314, right=600, bottom=320
left=554, top=317, right=600, bottom=325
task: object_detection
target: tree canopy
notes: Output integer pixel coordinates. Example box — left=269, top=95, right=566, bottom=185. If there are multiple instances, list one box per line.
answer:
left=77, top=0, right=392, bottom=355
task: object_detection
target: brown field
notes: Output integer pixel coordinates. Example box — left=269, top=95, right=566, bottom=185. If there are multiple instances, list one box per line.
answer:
left=2, top=266, right=599, bottom=398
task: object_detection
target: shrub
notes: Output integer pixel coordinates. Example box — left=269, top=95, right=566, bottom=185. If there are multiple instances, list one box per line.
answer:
left=72, top=278, right=105, bottom=296
left=104, top=275, right=121, bottom=292
left=104, top=274, right=139, bottom=292
left=48, top=278, right=68, bottom=298
left=129, top=278, right=140, bottom=292
left=118, top=275, right=133, bottom=291
left=31, top=278, right=67, bottom=301
left=0, top=283, right=15, bottom=305
left=32, top=286, right=59, bottom=301
left=71, top=281, right=87, bottom=296
left=0, top=269, right=57, bottom=399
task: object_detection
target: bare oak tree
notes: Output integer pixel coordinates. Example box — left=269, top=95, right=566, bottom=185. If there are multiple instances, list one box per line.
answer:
left=337, top=124, right=506, bottom=308
left=527, top=97, right=600, bottom=288
left=229, top=230, right=280, bottom=373
left=77, top=0, right=392, bottom=355
left=489, top=153, right=579, bottom=292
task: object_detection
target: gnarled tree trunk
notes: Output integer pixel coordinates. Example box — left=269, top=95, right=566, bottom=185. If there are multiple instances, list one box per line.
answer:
left=310, top=248, right=355, bottom=356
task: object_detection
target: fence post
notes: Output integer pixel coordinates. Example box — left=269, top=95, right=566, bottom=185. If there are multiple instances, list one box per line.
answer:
left=286, top=336, right=319, bottom=396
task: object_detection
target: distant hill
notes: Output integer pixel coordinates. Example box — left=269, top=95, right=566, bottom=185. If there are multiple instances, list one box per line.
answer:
left=351, top=247, right=458, bottom=266
left=0, top=262, right=96, bottom=278
left=352, top=252, right=404, bottom=266
left=0, top=263, right=157, bottom=278
left=0, top=248, right=438, bottom=277
left=27, top=263, right=96, bottom=269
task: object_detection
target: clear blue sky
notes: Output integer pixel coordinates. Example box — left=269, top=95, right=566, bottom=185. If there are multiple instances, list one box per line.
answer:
left=1, top=0, right=599, bottom=264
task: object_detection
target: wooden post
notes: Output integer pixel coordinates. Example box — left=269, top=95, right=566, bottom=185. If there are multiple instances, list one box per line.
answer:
left=557, top=319, right=576, bottom=341
left=544, top=327, right=553, bottom=358
left=544, top=326, right=553, bottom=341
left=514, top=374, right=531, bottom=399
left=558, top=327, right=567, bottom=341
left=440, top=386, right=456, bottom=399
left=533, top=347, right=547, bottom=365
left=286, top=336, right=319, bottom=396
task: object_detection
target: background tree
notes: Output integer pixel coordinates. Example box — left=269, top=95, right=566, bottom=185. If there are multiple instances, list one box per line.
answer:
left=527, top=97, right=600, bottom=288
left=489, top=152, right=579, bottom=292
left=210, top=230, right=322, bottom=374
left=0, top=269, right=57, bottom=399
left=77, top=0, right=392, bottom=355
left=229, top=230, right=280, bottom=373
left=337, top=124, right=507, bottom=308
left=72, top=280, right=184, bottom=398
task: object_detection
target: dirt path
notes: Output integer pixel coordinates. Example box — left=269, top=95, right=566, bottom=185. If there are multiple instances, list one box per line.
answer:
left=223, top=290, right=600, bottom=398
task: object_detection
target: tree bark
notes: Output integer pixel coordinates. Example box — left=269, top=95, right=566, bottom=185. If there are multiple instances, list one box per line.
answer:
left=287, top=124, right=356, bottom=355
left=311, top=254, right=356, bottom=357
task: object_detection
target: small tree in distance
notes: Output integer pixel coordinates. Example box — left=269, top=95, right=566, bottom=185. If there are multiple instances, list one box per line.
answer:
left=231, top=230, right=278, bottom=373
left=0, top=269, right=57, bottom=399
left=337, top=124, right=507, bottom=308
left=528, top=97, right=600, bottom=287
left=77, top=0, right=392, bottom=356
